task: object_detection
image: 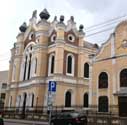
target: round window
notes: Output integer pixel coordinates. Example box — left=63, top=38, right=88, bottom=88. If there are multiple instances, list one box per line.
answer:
left=51, top=34, right=56, bottom=42
left=68, top=34, right=75, bottom=42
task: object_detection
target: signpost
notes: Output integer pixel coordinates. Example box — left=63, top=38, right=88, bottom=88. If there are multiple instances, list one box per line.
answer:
left=48, top=81, right=56, bottom=125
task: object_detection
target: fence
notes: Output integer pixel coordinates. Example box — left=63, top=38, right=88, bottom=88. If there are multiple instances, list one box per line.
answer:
left=1, top=106, right=127, bottom=125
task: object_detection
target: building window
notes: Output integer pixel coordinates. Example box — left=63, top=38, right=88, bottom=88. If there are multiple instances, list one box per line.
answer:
left=9, top=96, right=12, bottom=107
left=23, top=56, right=27, bottom=80
left=1, top=93, right=6, bottom=100
left=84, top=63, right=89, bottom=78
left=65, top=91, right=71, bottom=107
left=2, top=83, right=7, bottom=89
left=120, top=69, right=127, bottom=87
left=99, top=72, right=108, bottom=88
left=98, top=96, right=108, bottom=112
left=27, top=54, right=32, bottom=80
left=35, top=58, right=37, bottom=74
left=31, top=94, right=34, bottom=107
left=48, top=54, right=55, bottom=76
left=83, top=93, right=89, bottom=107
left=22, top=43, right=34, bottom=81
left=66, top=54, right=74, bottom=76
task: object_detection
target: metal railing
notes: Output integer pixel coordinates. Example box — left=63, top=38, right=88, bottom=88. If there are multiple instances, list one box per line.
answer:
left=1, top=105, right=127, bottom=125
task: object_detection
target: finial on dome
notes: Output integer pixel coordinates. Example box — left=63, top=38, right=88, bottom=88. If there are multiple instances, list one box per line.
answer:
left=70, top=16, right=74, bottom=22
left=39, top=8, right=50, bottom=20
left=19, top=22, right=27, bottom=32
left=79, top=24, right=84, bottom=32
left=60, top=15, right=64, bottom=23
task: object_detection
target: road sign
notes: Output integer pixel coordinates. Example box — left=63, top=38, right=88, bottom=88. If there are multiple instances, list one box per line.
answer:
left=48, top=81, right=56, bottom=92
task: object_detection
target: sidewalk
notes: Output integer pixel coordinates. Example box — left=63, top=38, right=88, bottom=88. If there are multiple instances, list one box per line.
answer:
left=4, top=119, right=48, bottom=125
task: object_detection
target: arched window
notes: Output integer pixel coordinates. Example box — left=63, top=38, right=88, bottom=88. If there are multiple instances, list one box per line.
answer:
left=120, top=69, right=127, bottom=87
left=65, top=91, right=71, bottom=107
left=23, top=56, right=27, bottom=80
left=84, top=63, right=89, bottom=78
left=48, top=54, right=55, bottom=75
left=98, top=96, right=108, bottom=112
left=83, top=93, right=89, bottom=107
left=16, top=95, right=21, bottom=108
left=34, top=58, right=37, bottom=74
left=66, top=54, right=74, bottom=76
left=31, top=94, right=34, bottom=107
left=51, top=56, right=55, bottom=74
left=22, top=42, right=34, bottom=81
left=27, top=54, right=32, bottom=80
left=99, top=72, right=108, bottom=88
left=9, top=96, right=12, bottom=108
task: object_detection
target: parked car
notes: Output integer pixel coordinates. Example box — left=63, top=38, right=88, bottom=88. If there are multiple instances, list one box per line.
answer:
left=51, top=112, right=87, bottom=125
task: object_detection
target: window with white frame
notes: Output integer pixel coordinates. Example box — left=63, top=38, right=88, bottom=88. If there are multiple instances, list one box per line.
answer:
left=84, top=63, right=89, bottom=78
left=66, top=54, right=75, bottom=76
left=21, top=43, right=34, bottom=81
left=48, top=54, right=55, bottom=76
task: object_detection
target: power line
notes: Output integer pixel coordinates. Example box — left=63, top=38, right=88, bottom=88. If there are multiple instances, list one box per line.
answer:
left=85, top=14, right=127, bottom=31
left=86, top=26, right=114, bottom=38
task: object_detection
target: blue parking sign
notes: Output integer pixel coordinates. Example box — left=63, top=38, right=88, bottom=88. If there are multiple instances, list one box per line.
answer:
left=48, top=81, right=56, bottom=92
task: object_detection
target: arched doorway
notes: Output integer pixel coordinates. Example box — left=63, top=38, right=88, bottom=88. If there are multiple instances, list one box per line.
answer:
left=65, top=91, right=71, bottom=107
left=22, top=93, right=27, bottom=119
left=98, top=96, right=108, bottom=112
left=83, top=93, right=88, bottom=107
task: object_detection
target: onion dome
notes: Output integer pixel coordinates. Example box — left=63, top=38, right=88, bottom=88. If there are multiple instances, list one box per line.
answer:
left=19, top=22, right=27, bottom=32
left=79, top=24, right=84, bottom=32
left=60, top=15, right=64, bottom=23
left=39, top=8, right=50, bottom=20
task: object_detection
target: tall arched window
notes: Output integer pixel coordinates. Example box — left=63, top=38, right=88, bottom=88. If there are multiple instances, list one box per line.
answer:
left=23, top=56, right=27, bottom=80
left=48, top=54, right=55, bottom=75
left=99, top=72, right=108, bottom=88
left=84, top=63, right=89, bottom=78
left=83, top=93, right=89, bottom=107
left=34, top=58, right=37, bottom=74
left=31, top=93, right=34, bottom=107
left=65, top=91, right=71, bottom=107
left=66, top=54, right=74, bottom=76
left=98, top=96, right=108, bottom=112
left=27, top=54, right=32, bottom=80
left=120, top=69, right=127, bottom=87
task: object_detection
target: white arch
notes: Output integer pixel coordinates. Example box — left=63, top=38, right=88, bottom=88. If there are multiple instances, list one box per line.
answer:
left=48, top=53, right=55, bottom=76
left=66, top=53, right=75, bottom=76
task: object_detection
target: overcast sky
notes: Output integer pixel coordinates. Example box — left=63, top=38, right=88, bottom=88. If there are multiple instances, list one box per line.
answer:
left=1, top=0, right=127, bottom=71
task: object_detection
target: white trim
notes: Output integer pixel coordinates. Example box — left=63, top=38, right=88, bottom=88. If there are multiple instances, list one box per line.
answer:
left=48, top=53, right=55, bottom=76
left=67, top=34, right=75, bottom=42
left=66, top=53, right=75, bottom=76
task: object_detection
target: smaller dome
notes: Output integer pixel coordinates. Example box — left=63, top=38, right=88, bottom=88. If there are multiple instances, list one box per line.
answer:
left=39, top=8, right=50, bottom=20
left=19, top=22, right=27, bottom=32
left=60, top=15, right=64, bottom=23
left=79, top=24, right=84, bottom=32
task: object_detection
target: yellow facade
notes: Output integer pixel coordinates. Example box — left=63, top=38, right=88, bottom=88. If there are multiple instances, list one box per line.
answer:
left=5, top=9, right=127, bottom=116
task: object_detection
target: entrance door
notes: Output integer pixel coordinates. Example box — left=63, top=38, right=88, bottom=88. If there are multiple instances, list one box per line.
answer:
left=22, top=93, right=27, bottom=119
left=118, top=97, right=127, bottom=117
